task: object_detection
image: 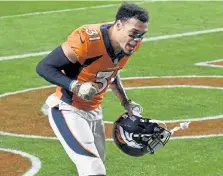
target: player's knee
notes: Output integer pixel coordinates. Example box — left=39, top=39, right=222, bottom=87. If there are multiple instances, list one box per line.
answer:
left=78, top=157, right=106, bottom=176
left=88, top=158, right=106, bottom=176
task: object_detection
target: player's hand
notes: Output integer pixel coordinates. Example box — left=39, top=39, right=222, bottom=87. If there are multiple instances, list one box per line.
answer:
left=123, top=99, right=143, bottom=116
left=70, top=81, right=99, bottom=101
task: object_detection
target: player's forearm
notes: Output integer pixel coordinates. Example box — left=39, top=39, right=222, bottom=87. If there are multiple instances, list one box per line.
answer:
left=36, top=46, right=74, bottom=91
left=110, top=75, right=129, bottom=105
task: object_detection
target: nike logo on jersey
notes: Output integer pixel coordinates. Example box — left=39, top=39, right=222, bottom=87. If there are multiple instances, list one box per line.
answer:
left=82, top=55, right=103, bottom=67
left=79, top=35, right=85, bottom=44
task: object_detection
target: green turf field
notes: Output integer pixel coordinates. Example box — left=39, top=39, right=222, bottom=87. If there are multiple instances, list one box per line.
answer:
left=0, top=1, right=223, bottom=176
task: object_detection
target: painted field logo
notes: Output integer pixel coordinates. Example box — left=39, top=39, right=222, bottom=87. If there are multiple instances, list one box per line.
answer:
left=1, top=76, right=223, bottom=139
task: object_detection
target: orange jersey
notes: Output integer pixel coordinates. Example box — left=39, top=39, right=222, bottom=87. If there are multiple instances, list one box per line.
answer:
left=56, top=22, right=141, bottom=111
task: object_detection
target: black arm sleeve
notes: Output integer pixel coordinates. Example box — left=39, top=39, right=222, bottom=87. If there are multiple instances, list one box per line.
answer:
left=36, top=46, right=74, bottom=91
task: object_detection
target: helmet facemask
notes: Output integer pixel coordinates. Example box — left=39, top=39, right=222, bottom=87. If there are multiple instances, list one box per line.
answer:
left=131, top=119, right=171, bottom=154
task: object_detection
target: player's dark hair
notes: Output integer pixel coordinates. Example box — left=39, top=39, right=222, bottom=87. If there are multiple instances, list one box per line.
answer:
left=116, top=2, right=149, bottom=23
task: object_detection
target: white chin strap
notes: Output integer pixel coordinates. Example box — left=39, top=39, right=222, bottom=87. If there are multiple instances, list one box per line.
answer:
left=169, top=121, right=191, bottom=135
left=149, top=119, right=191, bottom=135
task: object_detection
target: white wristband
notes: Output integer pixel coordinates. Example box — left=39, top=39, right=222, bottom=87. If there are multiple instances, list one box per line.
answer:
left=69, top=80, right=78, bottom=92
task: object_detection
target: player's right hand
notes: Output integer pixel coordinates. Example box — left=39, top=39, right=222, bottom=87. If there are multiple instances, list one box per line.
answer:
left=70, top=81, right=99, bottom=101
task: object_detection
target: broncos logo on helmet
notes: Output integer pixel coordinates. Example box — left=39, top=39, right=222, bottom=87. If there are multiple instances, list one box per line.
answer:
left=112, top=112, right=171, bottom=157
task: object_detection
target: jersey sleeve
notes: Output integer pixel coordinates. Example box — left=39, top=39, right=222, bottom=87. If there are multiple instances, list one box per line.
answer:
left=66, top=25, right=104, bottom=65
left=66, top=27, right=88, bottom=65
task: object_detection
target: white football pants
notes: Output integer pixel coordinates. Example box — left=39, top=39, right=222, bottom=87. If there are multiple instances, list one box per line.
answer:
left=48, top=102, right=106, bottom=176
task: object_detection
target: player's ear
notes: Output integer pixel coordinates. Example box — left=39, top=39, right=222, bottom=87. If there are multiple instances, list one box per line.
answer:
left=116, top=20, right=122, bottom=31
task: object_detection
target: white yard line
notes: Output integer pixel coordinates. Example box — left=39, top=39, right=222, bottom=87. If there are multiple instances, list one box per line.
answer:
left=143, top=28, right=223, bottom=42
left=1, top=82, right=223, bottom=98
left=1, top=27, right=223, bottom=61
left=0, top=2, right=146, bottom=19
left=0, top=51, right=51, bottom=61
left=1, top=76, right=223, bottom=140
left=104, top=114, right=223, bottom=124
left=0, top=0, right=219, bottom=20
left=0, top=85, right=55, bottom=97
left=0, top=131, right=57, bottom=140
left=169, top=134, right=223, bottom=140
left=195, top=58, right=223, bottom=68
left=1, top=75, right=223, bottom=98
left=0, top=148, right=41, bottom=176
left=124, top=85, right=223, bottom=90
left=0, top=1, right=214, bottom=19
left=1, top=129, right=222, bottom=141
left=122, top=75, right=223, bottom=79
left=106, top=134, right=223, bottom=141
left=196, top=64, right=223, bottom=68
left=0, top=4, right=121, bottom=19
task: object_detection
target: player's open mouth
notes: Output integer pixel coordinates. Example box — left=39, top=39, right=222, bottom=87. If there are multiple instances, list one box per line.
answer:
left=127, top=44, right=136, bottom=50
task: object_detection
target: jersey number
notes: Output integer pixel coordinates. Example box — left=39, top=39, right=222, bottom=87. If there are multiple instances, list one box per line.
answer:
left=96, top=71, right=116, bottom=93
left=85, top=28, right=100, bottom=41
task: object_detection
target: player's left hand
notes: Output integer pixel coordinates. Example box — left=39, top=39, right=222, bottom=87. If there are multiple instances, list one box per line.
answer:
left=123, top=99, right=143, bottom=116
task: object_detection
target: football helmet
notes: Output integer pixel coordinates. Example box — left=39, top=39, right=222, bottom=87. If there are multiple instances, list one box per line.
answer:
left=113, top=112, right=171, bottom=157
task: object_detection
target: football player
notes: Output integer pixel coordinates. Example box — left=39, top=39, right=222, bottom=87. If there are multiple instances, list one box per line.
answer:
left=36, top=2, right=148, bottom=176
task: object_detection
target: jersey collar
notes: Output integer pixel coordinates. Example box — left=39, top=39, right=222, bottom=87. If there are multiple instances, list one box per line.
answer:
left=100, top=24, right=126, bottom=61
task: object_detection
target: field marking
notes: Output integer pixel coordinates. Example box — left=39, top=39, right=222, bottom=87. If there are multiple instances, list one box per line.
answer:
left=106, top=134, right=223, bottom=141
left=1, top=84, right=223, bottom=98
left=1, top=0, right=218, bottom=19
left=195, top=58, right=223, bottom=68
left=124, top=85, right=223, bottom=90
left=143, top=28, right=223, bottom=42
left=0, top=3, right=122, bottom=19
left=1, top=114, right=223, bottom=140
left=0, top=148, right=41, bottom=176
left=0, top=2, right=144, bottom=19
left=1, top=75, right=223, bottom=140
left=168, top=134, right=223, bottom=140
left=1, top=75, right=223, bottom=97
left=104, top=114, right=223, bottom=124
left=0, top=131, right=57, bottom=140
left=122, top=75, right=223, bottom=79
left=3, top=84, right=223, bottom=97
left=1, top=28, right=223, bottom=61
left=1, top=129, right=222, bottom=141
left=0, top=51, right=51, bottom=61
left=0, top=85, right=55, bottom=97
